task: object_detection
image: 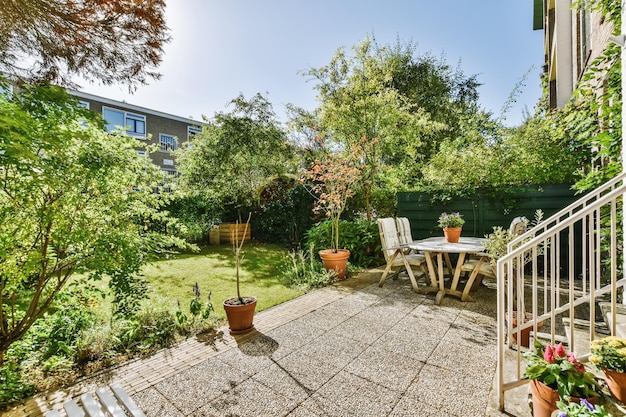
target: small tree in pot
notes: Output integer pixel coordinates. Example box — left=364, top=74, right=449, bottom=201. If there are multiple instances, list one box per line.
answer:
left=303, top=141, right=364, bottom=279
left=223, top=213, right=256, bottom=334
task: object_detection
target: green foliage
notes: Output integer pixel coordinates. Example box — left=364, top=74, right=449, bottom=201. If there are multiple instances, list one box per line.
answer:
left=437, top=212, right=465, bottom=228
left=175, top=283, right=215, bottom=334
left=524, top=340, right=600, bottom=400
left=281, top=244, right=337, bottom=290
left=0, top=362, right=34, bottom=406
left=253, top=181, right=315, bottom=247
left=589, top=336, right=626, bottom=373
left=556, top=399, right=611, bottom=417
left=177, top=93, right=298, bottom=216
left=0, top=82, right=192, bottom=362
left=300, top=34, right=479, bottom=216
left=165, top=194, right=221, bottom=244
left=115, top=309, right=178, bottom=354
left=305, top=218, right=382, bottom=268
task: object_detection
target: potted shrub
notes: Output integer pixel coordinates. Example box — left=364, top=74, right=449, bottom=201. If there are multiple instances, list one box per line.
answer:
left=303, top=144, right=363, bottom=279
left=438, top=212, right=465, bottom=243
left=554, top=399, right=612, bottom=417
left=589, top=336, right=626, bottom=402
left=523, top=340, right=600, bottom=417
left=223, top=214, right=257, bottom=334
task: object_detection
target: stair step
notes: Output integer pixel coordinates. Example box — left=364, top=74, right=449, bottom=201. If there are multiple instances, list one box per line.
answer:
left=599, top=302, right=626, bottom=338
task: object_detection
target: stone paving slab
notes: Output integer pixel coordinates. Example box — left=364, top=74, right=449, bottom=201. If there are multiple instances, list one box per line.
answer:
left=5, top=269, right=533, bottom=417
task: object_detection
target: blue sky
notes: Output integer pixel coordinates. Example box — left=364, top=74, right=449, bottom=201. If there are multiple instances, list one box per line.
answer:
left=77, top=1, right=544, bottom=127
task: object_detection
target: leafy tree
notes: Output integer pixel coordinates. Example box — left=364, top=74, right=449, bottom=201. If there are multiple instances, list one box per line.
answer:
left=0, top=84, right=188, bottom=364
left=0, top=0, right=170, bottom=89
left=301, top=35, right=480, bottom=217
left=176, top=93, right=298, bottom=220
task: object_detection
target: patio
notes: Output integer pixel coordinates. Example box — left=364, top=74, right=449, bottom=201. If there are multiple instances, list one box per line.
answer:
left=10, top=269, right=532, bottom=417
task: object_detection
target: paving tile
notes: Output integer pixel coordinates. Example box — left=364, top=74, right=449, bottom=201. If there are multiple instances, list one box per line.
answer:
left=296, top=331, right=366, bottom=369
left=312, top=371, right=401, bottom=416
left=274, top=350, right=343, bottom=392
left=251, top=361, right=313, bottom=402
left=324, top=312, right=394, bottom=344
left=152, top=358, right=249, bottom=415
left=389, top=394, right=462, bottom=417
left=199, top=378, right=297, bottom=417
left=404, top=363, right=491, bottom=416
left=344, top=343, right=424, bottom=392
left=427, top=331, right=497, bottom=382
left=215, top=337, right=276, bottom=376
left=132, top=387, right=184, bottom=417
left=375, top=324, right=442, bottom=361
left=264, top=318, right=328, bottom=357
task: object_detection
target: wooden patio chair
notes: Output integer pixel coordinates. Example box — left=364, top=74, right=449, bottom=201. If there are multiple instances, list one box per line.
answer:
left=460, top=216, right=529, bottom=284
left=377, top=217, right=427, bottom=292
left=395, top=217, right=418, bottom=253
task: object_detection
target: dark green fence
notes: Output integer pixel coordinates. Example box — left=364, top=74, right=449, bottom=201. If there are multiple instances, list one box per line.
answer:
left=397, top=184, right=580, bottom=239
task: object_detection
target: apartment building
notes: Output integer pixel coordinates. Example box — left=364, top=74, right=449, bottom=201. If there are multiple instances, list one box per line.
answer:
left=533, top=0, right=613, bottom=108
left=69, top=90, right=203, bottom=174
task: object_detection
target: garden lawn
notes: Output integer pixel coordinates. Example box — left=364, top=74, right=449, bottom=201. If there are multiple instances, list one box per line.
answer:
left=138, top=241, right=304, bottom=323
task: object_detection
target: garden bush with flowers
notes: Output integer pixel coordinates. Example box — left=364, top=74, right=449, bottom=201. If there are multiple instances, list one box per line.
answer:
left=556, top=398, right=612, bottom=417
left=523, top=340, right=600, bottom=400
left=589, top=336, right=626, bottom=373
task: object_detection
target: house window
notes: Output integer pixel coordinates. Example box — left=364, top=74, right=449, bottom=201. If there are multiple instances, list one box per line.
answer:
left=102, top=107, right=146, bottom=138
left=163, top=158, right=174, bottom=166
left=186, top=126, right=201, bottom=148
left=78, top=100, right=90, bottom=109
left=160, top=134, right=177, bottom=152
left=136, top=150, right=146, bottom=157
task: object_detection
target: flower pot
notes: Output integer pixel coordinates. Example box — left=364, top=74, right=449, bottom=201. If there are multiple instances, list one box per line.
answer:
left=507, top=311, right=543, bottom=348
left=443, top=227, right=462, bottom=243
left=223, top=296, right=257, bottom=335
left=319, top=249, right=350, bottom=280
left=530, top=380, right=596, bottom=417
left=603, top=368, right=626, bottom=402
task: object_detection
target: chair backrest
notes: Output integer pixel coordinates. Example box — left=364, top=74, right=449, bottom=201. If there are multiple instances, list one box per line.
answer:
left=396, top=217, right=413, bottom=246
left=509, top=216, right=528, bottom=236
left=377, top=217, right=401, bottom=262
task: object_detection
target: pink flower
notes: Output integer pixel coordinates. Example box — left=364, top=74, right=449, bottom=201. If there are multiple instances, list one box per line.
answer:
left=544, top=344, right=555, bottom=363
left=554, top=343, right=566, bottom=358
left=567, top=352, right=578, bottom=364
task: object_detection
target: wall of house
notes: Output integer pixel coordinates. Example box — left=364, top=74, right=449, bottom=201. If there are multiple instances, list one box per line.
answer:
left=70, top=92, right=203, bottom=172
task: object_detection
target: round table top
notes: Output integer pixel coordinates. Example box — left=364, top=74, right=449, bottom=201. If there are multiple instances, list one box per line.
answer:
left=409, top=236, right=486, bottom=254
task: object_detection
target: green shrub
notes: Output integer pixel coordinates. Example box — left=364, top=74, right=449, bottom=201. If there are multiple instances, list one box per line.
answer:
left=282, top=244, right=336, bottom=290
left=115, top=308, right=178, bottom=354
left=305, top=218, right=382, bottom=268
left=0, top=362, right=34, bottom=406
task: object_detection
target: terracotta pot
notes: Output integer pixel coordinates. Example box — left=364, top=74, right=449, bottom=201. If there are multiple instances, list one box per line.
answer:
left=319, top=249, right=350, bottom=279
left=529, top=380, right=596, bottom=417
left=223, top=296, right=257, bottom=335
left=603, top=368, right=626, bottom=402
left=507, top=311, right=543, bottom=348
left=443, top=227, right=462, bottom=243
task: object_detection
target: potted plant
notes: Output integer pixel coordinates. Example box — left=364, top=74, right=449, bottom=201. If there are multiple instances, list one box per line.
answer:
left=223, top=213, right=257, bottom=334
left=438, top=212, right=465, bottom=243
left=553, top=399, right=612, bottom=417
left=589, top=336, right=626, bottom=402
left=523, top=340, right=600, bottom=417
left=304, top=144, right=363, bottom=279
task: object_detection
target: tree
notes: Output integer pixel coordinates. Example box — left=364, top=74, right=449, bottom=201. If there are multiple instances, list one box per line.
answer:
left=301, top=35, right=480, bottom=217
left=177, top=93, right=298, bottom=219
left=0, top=0, right=170, bottom=89
left=0, top=84, right=187, bottom=364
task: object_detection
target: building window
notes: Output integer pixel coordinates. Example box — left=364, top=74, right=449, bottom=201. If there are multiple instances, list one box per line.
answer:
left=78, top=100, right=90, bottom=109
left=160, top=134, right=177, bottom=152
left=102, top=107, right=147, bottom=138
left=163, top=158, right=174, bottom=166
left=136, top=150, right=146, bottom=157
left=186, top=126, right=201, bottom=148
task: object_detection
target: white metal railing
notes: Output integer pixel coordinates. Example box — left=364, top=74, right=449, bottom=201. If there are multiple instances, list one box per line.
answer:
left=496, top=172, right=626, bottom=412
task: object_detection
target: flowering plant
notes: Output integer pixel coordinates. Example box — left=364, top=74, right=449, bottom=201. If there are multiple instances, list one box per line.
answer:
left=523, top=340, right=600, bottom=400
left=437, top=212, right=465, bottom=229
left=556, top=398, right=612, bottom=416
left=589, top=336, right=626, bottom=373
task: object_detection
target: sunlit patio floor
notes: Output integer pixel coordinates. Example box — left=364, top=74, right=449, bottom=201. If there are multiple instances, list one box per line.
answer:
left=8, top=268, right=535, bottom=417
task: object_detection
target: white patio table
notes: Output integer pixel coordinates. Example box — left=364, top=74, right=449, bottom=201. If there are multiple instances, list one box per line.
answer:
left=409, top=236, right=489, bottom=305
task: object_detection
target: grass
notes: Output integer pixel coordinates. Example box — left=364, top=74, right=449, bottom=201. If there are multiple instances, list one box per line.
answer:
left=121, top=241, right=304, bottom=323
